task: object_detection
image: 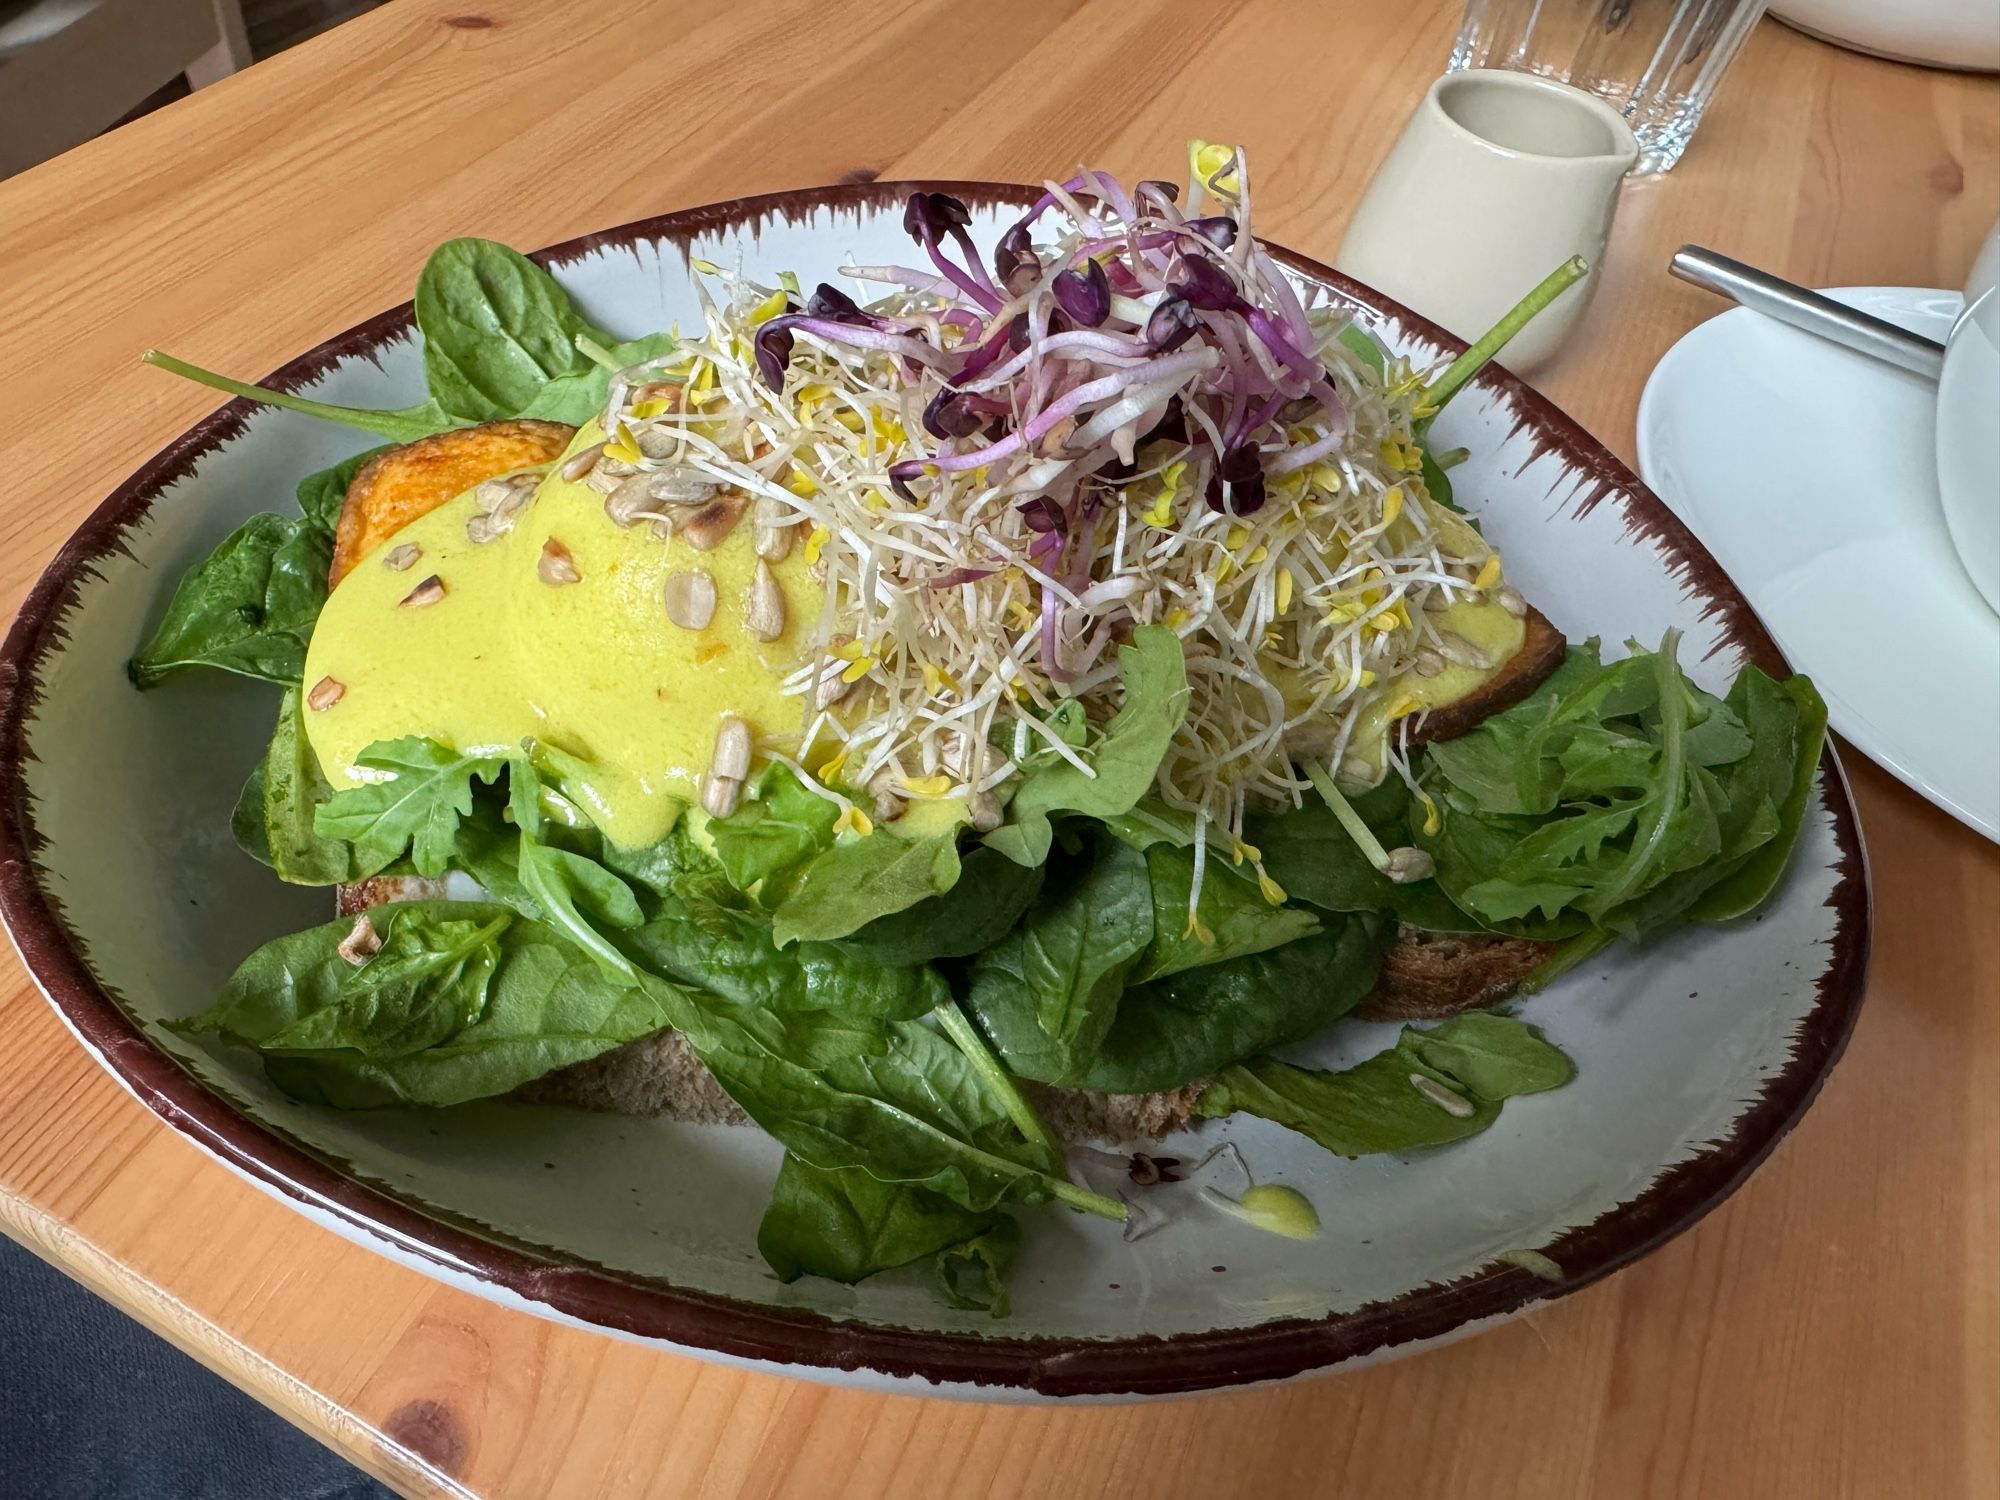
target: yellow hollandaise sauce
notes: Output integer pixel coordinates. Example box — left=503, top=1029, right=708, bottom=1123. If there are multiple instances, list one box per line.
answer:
left=301, top=429, right=818, bottom=850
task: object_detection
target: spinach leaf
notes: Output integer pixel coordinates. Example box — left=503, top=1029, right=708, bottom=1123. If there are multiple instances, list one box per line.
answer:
left=667, top=1000, right=1064, bottom=1215
left=519, top=333, right=676, bottom=425
left=414, top=239, right=601, bottom=423
left=963, top=838, right=1154, bottom=1085
left=983, top=626, right=1189, bottom=866
left=294, top=447, right=388, bottom=532
left=177, top=901, right=675, bottom=1108
left=1195, top=1012, right=1574, bottom=1155
left=260, top=686, right=375, bottom=885
left=834, top=847, right=1045, bottom=967
left=141, top=350, right=454, bottom=445
left=1070, top=910, right=1392, bottom=1094
left=1099, top=797, right=1199, bottom=851
left=231, top=761, right=273, bottom=869
left=129, top=511, right=332, bottom=686
left=313, top=737, right=511, bottom=876
left=1246, top=781, right=1481, bottom=931
left=628, top=893, right=948, bottom=1021
left=706, top=764, right=838, bottom=903
left=771, top=829, right=962, bottom=946
left=1130, top=844, right=1319, bottom=982
left=932, top=1216, right=1021, bottom=1316
left=757, top=1154, right=1008, bottom=1300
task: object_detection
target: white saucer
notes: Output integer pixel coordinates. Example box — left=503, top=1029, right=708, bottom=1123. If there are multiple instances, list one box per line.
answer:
left=1638, top=286, right=1999, bottom=841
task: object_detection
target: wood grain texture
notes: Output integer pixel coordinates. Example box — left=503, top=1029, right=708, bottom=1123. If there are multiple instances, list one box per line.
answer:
left=0, top=2, right=1995, bottom=1496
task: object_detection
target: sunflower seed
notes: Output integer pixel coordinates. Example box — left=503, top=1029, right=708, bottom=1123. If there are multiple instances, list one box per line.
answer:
left=1339, top=755, right=1375, bottom=784
left=1434, top=631, right=1493, bottom=669
left=679, top=491, right=750, bottom=552
left=662, top=569, right=717, bottom=630
left=1412, top=648, right=1445, bottom=678
left=744, top=560, right=785, bottom=642
left=813, top=659, right=855, bottom=710
left=399, top=575, right=446, bottom=608
left=702, top=716, right=753, bottom=817
left=381, top=544, right=421, bottom=572
left=755, top=521, right=795, bottom=564
left=964, top=789, right=1003, bottom=832
left=604, top=472, right=659, bottom=529
left=559, top=442, right=607, bottom=481
left=867, top=769, right=906, bottom=823
left=584, top=457, right=638, bottom=494
left=1494, top=585, right=1528, bottom=617
left=538, top=538, right=580, bottom=586
left=1381, top=846, right=1435, bottom=884
left=475, top=473, right=537, bottom=512
left=633, top=425, right=680, bottom=460
left=1410, top=1071, right=1475, bottom=1118
left=337, top=914, right=381, bottom=966
left=647, top=469, right=721, bottom=507
left=306, top=675, right=345, bottom=711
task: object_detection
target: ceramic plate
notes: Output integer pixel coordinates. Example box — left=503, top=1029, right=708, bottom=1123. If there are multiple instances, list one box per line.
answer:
left=1638, top=286, right=1999, bottom=841
left=0, top=184, right=1869, bottom=1400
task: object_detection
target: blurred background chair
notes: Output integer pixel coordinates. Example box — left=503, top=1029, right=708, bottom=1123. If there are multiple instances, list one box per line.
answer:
left=0, top=0, right=251, bottom=177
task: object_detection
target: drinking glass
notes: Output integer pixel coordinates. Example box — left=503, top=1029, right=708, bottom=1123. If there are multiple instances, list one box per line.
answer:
left=1450, top=0, right=1772, bottom=173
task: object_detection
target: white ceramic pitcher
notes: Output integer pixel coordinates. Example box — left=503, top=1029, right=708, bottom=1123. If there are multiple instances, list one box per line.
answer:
left=1337, top=70, right=1639, bottom=371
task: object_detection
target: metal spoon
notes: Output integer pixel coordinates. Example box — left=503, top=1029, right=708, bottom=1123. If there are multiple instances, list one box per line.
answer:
left=1669, top=245, right=1946, bottom=381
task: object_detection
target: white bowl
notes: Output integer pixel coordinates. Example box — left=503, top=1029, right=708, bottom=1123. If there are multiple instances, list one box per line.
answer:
left=0, top=183, right=1871, bottom=1400
left=1771, top=0, right=2000, bottom=71
left=1938, top=220, right=2000, bottom=614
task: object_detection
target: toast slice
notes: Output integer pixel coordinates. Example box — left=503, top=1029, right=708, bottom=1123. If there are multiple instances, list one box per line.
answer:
left=321, top=435, right=1550, bottom=1140
left=328, top=418, right=575, bottom=585
left=1406, top=604, right=1567, bottom=745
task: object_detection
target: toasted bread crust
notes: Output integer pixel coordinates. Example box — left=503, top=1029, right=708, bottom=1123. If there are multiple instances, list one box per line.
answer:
left=328, top=418, right=574, bottom=584
left=1358, top=928, right=1552, bottom=1020
left=1406, top=604, right=1566, bottom=745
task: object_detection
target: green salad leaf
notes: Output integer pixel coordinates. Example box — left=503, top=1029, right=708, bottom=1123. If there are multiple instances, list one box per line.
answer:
left=983, top=626, right=1189, bottom=866
left=706, top=764, right=839, bottom=904
left=139, top=350, right=453, bottom=445
left=231, top=761, right=273, bottom=870
left=178, top=902, right=676, bottom=1108
left=932, top=1216, right=1021, bottom=1316
left=1071, top=910, right=1392, bottom=1094
left=519, top=333, right=677, bottom=426
left=1421, top=633, right=1820, bottom=939
left=770, top=828, right=962, bottom=946
left=833, top=846, right=1045, bottom=967
left=258, top=686, right=374, bottom=884
left=757, top=1154, right=1012, bottom=1311
left=313, top=737, right=511, bottom=877
left=1196, top=1012, right=1574, bottom=1155
left=129, top=511, right=333, bottom=687
left=630, top=893, right=948, bottom=1021
left=963, top=836, right=1154, bottom=1085
left=1246, top=780, right=1479, bottom=931
left=414, top=239, right=607, bottom=424
left=1130, top=844, right=1320, bottom=982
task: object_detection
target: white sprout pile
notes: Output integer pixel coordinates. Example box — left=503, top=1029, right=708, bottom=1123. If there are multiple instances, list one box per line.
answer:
left=592, top=146, right=1512, bottom=883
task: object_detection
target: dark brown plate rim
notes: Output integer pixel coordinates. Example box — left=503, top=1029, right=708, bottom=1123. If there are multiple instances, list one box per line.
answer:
left=0, top=181, right=1871, bottom=1399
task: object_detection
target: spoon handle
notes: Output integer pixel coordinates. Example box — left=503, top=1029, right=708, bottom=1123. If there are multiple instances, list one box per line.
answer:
left=1670, top=245, right=1947, bottom=382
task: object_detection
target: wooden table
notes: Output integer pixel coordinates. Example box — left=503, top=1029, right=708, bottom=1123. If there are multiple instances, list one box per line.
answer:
left=0, top=2, right=1994, bottom=1495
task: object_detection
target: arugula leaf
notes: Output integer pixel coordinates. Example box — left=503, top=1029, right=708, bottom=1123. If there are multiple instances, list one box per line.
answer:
left=177, top=902, right=675, bottom=1107
left=1070, top=910, right=1392, bottom=1094
left=757, top=1154, right=1009, bottom=1301
left=260, top=686, right=374, bottom=885
left=313, top=738, right=510, bottom=876
left=129, top=511, right=332, bottom=686
left=628, top=893, right=948, bottom=1021
left=1246, top=781, right=1483, bottom=931
left=834, top=847, right=1045, bottom=967
left=1419, top=634, right=1819, bottom=939
left=414, top=239, right=601, bottom=423
left=517, top=834, right=645, bottom=985
left=141, top=350, right=453, bottom=444
left=1195, top=1012, right=1574, bottom=1155
left=706, top=764, right=839, bottom=904
left=983, top=626, right=1189, bottom=866
left=771, top=829, right=962, bottom=946
left=1130, top=844, right=1319, bottom=982
left=963, top=837, right=1154, bottom=1085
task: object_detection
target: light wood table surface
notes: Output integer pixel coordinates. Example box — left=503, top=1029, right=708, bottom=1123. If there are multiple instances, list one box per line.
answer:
left=1, top=2, right=1995, bottom=1496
